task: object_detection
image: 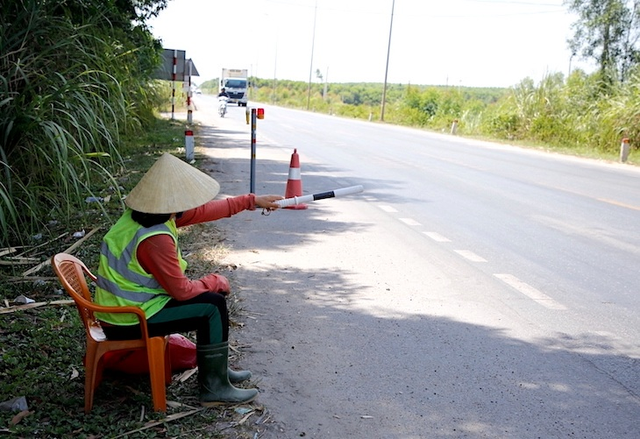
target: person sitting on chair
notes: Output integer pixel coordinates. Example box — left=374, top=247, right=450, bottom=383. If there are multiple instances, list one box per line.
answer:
left=94, top=152, right=282, bottom=406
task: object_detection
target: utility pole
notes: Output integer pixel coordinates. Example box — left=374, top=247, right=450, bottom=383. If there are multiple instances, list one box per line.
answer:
left=380, top=0, right=395, bottom=121
left=307, top=0, right=318, bottom=111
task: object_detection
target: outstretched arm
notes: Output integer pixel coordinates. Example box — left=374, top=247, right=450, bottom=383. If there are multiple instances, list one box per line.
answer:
left=177, top=194, right=283, bottom=227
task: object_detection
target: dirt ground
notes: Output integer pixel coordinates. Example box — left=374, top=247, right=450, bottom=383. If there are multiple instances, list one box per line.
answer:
left=190, top=110, right=300, bottom=438
left=192, top=106, right=358, bottom=439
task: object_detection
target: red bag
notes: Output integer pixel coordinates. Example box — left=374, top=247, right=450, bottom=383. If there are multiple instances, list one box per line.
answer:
left=102, top=334, right=197, bottom=374
left=166, top=333, right=197, bottom=370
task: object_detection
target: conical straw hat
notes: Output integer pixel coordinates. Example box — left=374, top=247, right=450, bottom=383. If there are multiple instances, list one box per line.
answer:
left=125, top=153, right=220, bottom=214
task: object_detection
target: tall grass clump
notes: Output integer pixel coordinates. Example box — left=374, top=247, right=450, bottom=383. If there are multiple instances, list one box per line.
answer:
left=0, top=0, right=165, bottom=247
left=595, top=67, right=640, bottom=150
left=479, top=70, right=640, bottom=158
left=480, top=75, right=565, bottom=142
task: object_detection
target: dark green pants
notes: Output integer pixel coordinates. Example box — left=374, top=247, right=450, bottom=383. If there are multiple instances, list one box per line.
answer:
left=102, top=292, right=226, bottom=345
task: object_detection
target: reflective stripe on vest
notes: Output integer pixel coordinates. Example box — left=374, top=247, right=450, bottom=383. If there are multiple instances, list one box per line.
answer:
left=95, top=275, right=160, bottom=303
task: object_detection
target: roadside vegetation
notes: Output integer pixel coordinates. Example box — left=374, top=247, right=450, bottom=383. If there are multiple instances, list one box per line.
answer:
left=0, top=121, right=266, bottom=438
left=2, top=0, right=640, bottom=436
left=1, top=0, right=264, bottom=437
left=203, top=68, right=639, bottom=165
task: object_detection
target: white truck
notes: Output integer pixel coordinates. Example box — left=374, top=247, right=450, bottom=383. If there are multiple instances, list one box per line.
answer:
left=219, top=68, right=248, bottom=106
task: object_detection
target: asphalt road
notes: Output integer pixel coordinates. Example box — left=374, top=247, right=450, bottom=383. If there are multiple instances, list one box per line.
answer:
left=190, top=95, right=640, bottom=439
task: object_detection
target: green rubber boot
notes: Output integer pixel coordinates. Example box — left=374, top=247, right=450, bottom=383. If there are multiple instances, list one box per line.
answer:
left=228, top=367, right=252, bottom=383
left=197, top=342, right=258, bottom=406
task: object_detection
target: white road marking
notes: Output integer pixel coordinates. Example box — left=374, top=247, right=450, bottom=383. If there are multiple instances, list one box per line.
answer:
left=454, top=250, right=487, bottom=262
left=494, top=273, right=567, bottom=310
left=423, top=232, right=451, bottom=242
left=399, top=218, right=422, bottom=226
left=368, top=192, right=565, bottom=312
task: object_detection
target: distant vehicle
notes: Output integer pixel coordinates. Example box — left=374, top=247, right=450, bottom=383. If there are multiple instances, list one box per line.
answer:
left=220, top=68, right=248, bottom=107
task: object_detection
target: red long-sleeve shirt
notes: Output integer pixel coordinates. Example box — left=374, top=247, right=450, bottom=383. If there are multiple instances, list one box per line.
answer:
left=136, top=194, right=256, bottom=301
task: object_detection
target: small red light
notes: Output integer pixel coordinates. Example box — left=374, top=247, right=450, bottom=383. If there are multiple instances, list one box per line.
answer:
left=257, top=108, right=265, bottom=119
left=185, top=130, right=193, bottom=136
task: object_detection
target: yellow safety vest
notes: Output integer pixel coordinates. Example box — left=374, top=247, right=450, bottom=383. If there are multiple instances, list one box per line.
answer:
left=95, top=209, right=188, bottom=325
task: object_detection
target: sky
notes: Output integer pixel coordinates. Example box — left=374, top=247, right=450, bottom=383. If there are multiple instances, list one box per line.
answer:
left=147, top=0, right=595, bottom=88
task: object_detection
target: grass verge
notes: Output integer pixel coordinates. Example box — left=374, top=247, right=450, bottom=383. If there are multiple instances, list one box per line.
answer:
left=0, top=117, right=263, bottom=438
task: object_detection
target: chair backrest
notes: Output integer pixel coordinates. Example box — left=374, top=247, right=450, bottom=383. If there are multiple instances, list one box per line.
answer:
left=51, top=253, right=151, bottom=341
left=51, top=253, right=100, bottom=335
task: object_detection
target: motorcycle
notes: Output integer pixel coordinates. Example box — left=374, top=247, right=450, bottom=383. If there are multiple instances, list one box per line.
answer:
left=218, top=96, right=229, bottom=117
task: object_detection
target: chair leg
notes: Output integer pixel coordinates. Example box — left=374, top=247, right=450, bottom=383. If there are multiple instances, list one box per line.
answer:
left=84, top=343, right=100, bottom=413
left=147, top=337, right=167, bottom=412
left=84, top=372, right=94, bottom=414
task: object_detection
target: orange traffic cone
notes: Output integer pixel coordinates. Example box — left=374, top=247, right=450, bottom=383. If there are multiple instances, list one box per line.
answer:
left=284, top=149, right=307, bottom=210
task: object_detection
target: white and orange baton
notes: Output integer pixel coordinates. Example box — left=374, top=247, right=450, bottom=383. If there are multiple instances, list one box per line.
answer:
left=275, top=185, right=364, bottom=208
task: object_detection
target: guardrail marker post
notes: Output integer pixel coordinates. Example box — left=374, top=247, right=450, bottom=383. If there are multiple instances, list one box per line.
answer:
left=451, top=119, right=459, bottom=135
left=185, top=129, right=194, bottom=162
left=620, top=138, right=630, bottom=163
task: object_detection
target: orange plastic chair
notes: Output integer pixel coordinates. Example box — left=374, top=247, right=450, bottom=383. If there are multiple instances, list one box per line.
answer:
left=51, top=253, right=170, bottom=413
